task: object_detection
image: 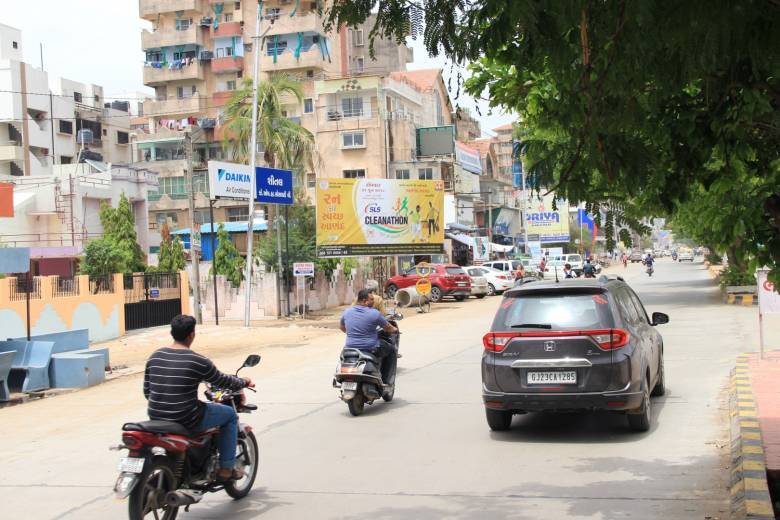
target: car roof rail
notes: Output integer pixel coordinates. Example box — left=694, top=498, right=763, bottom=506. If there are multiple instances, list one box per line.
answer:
left=598, top=274, right=625, bottom=284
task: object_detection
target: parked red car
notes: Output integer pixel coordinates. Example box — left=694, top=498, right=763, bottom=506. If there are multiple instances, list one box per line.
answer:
left=384, top=264, right=472, bottom=302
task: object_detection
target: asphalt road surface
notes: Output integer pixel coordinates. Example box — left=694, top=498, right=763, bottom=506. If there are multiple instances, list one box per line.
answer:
left=0, top=259, right=767, bottom=519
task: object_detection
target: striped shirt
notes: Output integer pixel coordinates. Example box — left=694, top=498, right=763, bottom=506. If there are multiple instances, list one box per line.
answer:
left=143, top=347, right=246, bottom=430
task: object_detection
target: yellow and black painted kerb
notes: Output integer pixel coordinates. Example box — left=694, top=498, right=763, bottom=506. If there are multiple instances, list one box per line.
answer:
left=730, top=354, right=775, bottom=519
left=726, top=294, right=757, bottom=306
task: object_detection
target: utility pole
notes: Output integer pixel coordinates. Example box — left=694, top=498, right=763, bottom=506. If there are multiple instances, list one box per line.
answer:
left=185, top=130, right=202, bottom=324
left=521, top=163, right=529, bottom=254
left=243, top=1, right=262, bottom=327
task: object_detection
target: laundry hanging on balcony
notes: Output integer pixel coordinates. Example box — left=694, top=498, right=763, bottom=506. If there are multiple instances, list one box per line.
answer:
left=294, top=32, right=303, bottom=60
left=212, top=3, right=224, bottom=30
left=290, top=0, right=300, bottom=17
left=272, top=34, right=279, bottom=63
left=317, top=36, right=330, bottom=62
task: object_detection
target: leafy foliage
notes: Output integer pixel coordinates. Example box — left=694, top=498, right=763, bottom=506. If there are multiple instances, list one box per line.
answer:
left=211, top=224, right=245, bottom=288
left=719, top=265, right=757, bottom=287
left=81, top=240, right=125, bottom=277
left=325, top=1, right=780, bottom=286
left=82, top=193, right=145, bottom=275
left=156, top=223, right=186, bottom=272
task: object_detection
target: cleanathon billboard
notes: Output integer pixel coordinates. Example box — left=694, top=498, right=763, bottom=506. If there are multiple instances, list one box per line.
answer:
left=316, top=179, right=445, bottom=257
left=526, top=193, right=571, bottom=244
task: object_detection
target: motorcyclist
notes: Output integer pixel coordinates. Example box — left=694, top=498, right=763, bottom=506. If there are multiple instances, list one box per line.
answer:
left=563, top=263, right=575, bottom=279
left=340, top=289, right=398, bottom=382
left=582, top=259, right=596, bottom=278
left=645, top=253, right=655, bottom=271
left=143, top=315, right=251, bottom=481
left=353, top=280, right=385, bottom=314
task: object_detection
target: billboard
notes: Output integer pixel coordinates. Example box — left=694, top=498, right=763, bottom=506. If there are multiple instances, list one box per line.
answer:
left=316, top=179, right=445, bottom=257
left=526, top=194, right=570, bottom=243
left=416, top=126, right=455, bottom=157
left=455, top=141, right=482, bottom=174
left=207, top=161, right=252, bottom=200
left=255, top=167, right=293, bottom=205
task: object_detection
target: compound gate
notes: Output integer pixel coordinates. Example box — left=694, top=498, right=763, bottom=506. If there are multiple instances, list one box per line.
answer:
left=124, top=272, right=182, bottom=330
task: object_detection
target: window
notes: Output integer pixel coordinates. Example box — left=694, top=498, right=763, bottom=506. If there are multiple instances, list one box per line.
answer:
left=193, top=173, right=209, bottom=195
left=226, top=80, right=237, bottom=91
left=341, top=130, right=365, bottom=149
left=306, top=173, right=316, bottom=189
left=156, top=212, right=179, bottom=226
left=223, top=12, right=233, bottom=22
left=395, top=169, right=410, bottom=180
left=616, top=289, right=641, bottom=325
left=343, top=169, right=366, bottom=179
left=94, top=94, right=100, bottom=103
left=354, top=29, right=364, bottom=46
left=175, top=18, right=191, bottom=31
left=58, top=120, right=73, bottom=135
left=194, top=209, right=210, bottom=225
left=159, top=176, right=186, bottom=196
left=306, top=70, right=314, bottom=78
left=303, top=98, right=313, bottom=114
left=626, top=289, right=649, bottom=324
left=418, top=167, right=433, bottom=180
left=235, top=1, right=241, bottom=8
left=355, top=57, right=364, bottom=72
left=60, top=155, right=73, bottom=164
left=226, top=206, right=249, bottom=222
left=266, top=39, right=287, bottom=56
left=117, top=131, right=129, bottom=145
left=341, top=96, right=363, bottom=118
left=12, top=41, right=17, bottom=49
left=73, top=92, right=82, bottom=103
left=102, top=128, right=108, bottom=137
left=495, top=293, right=614, bottom=331
left=177, top=86, right=185, bottom=99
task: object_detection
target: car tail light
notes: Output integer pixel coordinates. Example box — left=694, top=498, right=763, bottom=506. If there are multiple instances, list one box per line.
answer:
left=482, top=329, right=629, bottom=352
left=497, top=275, right=508, bottom=280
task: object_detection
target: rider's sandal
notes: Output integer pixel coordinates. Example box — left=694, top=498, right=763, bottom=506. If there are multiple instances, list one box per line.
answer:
left=216, top=468, right=246, bottom=482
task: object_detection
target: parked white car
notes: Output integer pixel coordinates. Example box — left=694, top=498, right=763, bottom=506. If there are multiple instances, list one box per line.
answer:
left=464, top=267, right=488, bottom=298
left=465, top=266, right=515, bottom=295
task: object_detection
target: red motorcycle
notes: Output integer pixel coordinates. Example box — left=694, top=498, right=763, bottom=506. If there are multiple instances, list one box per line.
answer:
left=113, top=355, right=261, bottom=520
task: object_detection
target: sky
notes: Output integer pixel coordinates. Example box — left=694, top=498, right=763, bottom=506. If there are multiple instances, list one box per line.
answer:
left=5, top=1, right=514, bottom=136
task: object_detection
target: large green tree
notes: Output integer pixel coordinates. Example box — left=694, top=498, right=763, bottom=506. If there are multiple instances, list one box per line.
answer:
left=82, top=193, right=145, bottom=275
left=211, top=224, right=245, bottom=288
left=156, top=222, right=186, bottom=272
left=326, top=0, right=780, bottom=285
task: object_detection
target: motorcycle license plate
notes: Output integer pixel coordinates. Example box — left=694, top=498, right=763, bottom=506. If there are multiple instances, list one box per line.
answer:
left=342, top=382, right=358, bottom=391
left=118, top=457, right=145, bottom=474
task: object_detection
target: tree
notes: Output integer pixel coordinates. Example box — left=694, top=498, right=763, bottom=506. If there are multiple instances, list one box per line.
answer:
left=325, top=1, right=780, bottom=286
left=156, top=222, right=186, bottom=272
left=82, top=193, right=145, bottom=275
left=211, top=224, right=245, bottom=288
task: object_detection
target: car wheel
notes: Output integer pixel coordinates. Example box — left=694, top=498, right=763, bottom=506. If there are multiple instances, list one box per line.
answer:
left=487, top=283, right=496, bottom=296
left=455, top=295, right=466, bottom=301
left=429, top=286, right=442, bottom=302
left=386, top=284, right=398, bottom=299
left=628, top=376, right=652, bottom=432
left=651, top=355, right=666, bottom=397
left=485, top=408, right=512, bottom=431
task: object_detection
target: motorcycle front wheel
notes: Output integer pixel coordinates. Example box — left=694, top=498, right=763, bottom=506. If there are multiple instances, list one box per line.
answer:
left=225, top=431, right=259, bottom=499
left=128, top=457, right=179, bottom=520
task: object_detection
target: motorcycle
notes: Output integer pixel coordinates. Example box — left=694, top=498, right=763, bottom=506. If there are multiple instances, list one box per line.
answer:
left=334, top=313, right=402, bottom=416
left=113, top=354, right=261, bottom=520
left=647, top=264, right=654, bottom=277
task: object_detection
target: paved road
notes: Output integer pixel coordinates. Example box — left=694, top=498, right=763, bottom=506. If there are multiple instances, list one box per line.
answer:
left=0, top=260, right=766, bottom=519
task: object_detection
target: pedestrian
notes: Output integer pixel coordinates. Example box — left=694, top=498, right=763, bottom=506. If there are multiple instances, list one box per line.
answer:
left=425, top=201, right=438, bottom=237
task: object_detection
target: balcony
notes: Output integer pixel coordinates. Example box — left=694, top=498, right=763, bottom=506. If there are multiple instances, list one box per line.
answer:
left=212, top=56, right=244, bottom=74
left=265, top=12, right=322, bottom=37
left=139, top=0, right=205, bottom=20
left=0, top=145, right=23, bottom=162
left=261, top=46, right=327, bottom=72
left=211, top=21, right=243, bottom=38
left=141, top=26, right=206, bottom=50
left=212, top=91, right=235, bottom=106
left=143, top=96, right=206, bottom=116
left=143, top=61, right=205, bottom=86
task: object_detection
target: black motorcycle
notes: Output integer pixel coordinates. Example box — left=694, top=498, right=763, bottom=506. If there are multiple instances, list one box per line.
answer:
left=334, top=314, right=402, bottom=416
left=114, top=355, right=261, bottom=520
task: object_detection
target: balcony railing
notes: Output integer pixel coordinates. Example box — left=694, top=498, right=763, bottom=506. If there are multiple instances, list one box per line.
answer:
left=141, top=25, right=206, bottom=50
left=265, top=11, right=322, bottom=36
left=143, top=60, right=205, bottom=86
left=211, top=21, right=242, bottom=38
left=143, top=96, right=206, bottom=116
left=139, top=0, right=205, bottom=20
left=260, top=45, right=328, bottom=72
left=212, top=56, right=244, bottom=74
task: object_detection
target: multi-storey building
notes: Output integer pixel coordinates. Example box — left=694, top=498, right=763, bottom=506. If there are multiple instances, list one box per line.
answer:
left=136, top=0, right=413, bottom=245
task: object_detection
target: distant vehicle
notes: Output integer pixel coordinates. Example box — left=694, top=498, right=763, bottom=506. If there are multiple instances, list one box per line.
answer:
left=629, top=251, right=644, bottom=263
left=481, top=277, right=669, bottom=432
left=464, top=267, right=489, bottom=298
left=466, top=265, right=515, bottom=295
left=678, top=250, right=694, bottom=262
left=384, top=264, right=471, bottom=302
left=482, top=260, right=525, bottom=280
left=547, top=254, right=585, bottom=275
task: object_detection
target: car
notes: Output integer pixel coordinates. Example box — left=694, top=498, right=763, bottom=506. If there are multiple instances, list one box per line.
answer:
left=629, top=251, right=643, bottom=263
left=464, top=267, right=489, bottom=298
left=465, top=266, right=515, bottom=295
left=384, top=264, right=471, bottom=302
left=481, top=276, right=669, bottom=432
left=546, top=254, right=585, bottom=275
left=482, top=259, right=524, bottom=280
left=677, top=251, right=694, bottom=262
left=519, top=258, right=544, bottom=280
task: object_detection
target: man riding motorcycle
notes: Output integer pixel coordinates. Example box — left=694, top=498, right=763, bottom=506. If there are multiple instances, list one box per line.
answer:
left=340, top=289, right=397, bottom=382
left=582, top=259, right=596, bottom=278
left=143, top=314, right=251, bottom=481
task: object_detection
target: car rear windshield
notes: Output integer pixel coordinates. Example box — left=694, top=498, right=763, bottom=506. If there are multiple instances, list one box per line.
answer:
left=567, top=255, right=582, bottom=263
left=492, top=291, right=614, bottom=331
left=467, top=268, right=481, bottom=276
left=511, top=261, right=522, bottom=269
left=446, top=267, right=466, bottom=275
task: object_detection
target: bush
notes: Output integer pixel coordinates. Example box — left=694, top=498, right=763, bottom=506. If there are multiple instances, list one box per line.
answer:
left=705, top=253, right=722, bottom=264
left=719, top=266, right=755, bottom=287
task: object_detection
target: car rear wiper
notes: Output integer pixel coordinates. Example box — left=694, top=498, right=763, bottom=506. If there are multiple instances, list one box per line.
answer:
left=510, top=323, right=552, bottom=329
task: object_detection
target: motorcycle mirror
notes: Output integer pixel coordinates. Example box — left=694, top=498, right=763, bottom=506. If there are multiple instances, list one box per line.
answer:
left=393, top=312, right=404, bottom=321
left=242, top=354, right=261, bottom=368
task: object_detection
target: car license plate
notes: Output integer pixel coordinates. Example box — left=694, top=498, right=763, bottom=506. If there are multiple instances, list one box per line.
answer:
left=342, top=382, right=358, bottom=391
left=527, top=371, right=577, bottom=385
left=457, top=282, right=466, bottom=286
left=118, top=457, right=145, bottom=474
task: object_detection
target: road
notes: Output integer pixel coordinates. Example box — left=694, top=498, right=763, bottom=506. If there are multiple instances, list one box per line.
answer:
left=0, top=259, right=768, bottom=519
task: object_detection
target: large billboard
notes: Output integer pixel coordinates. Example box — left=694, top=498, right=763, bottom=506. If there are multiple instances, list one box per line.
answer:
left=416, top=126, right=455, bottom=157
left=207, top=161, right=252, bottom=200
left=525, top=194, right=570, bottom=243
left=316, top=179, right=445, bottom=257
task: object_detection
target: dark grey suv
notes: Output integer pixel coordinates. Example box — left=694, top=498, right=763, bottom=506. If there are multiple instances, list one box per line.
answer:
left=481, top=276, right=669, bottom=432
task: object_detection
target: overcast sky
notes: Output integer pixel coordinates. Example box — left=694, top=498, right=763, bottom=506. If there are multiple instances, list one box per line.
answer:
left=6, top=1, right=513, bottom=136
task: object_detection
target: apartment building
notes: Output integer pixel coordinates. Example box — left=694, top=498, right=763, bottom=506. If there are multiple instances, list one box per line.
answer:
left=0, top=24, right=131, bottom=179
left=137, top=0, right=412, bottom=242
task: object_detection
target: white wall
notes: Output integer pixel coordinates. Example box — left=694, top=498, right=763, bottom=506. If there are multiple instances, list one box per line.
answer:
left=0, top=24, right=22, bottom=62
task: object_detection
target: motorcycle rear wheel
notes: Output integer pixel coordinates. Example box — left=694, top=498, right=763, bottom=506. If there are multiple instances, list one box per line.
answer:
left=225, top=431, right=259, bottom=499
left=128, top=457, right=179, bottom=520
left=347, top=392, right=365, bottom=416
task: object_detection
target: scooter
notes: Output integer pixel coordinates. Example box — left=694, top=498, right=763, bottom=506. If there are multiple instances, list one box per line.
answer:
left=333, top=313, right=402, bottom=416
left=647, top=265, right=654, bottom=277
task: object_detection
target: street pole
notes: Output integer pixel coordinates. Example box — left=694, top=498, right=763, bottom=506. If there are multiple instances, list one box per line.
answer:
left=284, top=204, right=290, bottom=317
left=208, top=198, right=219, bottom=325
left=243, top=1, right=262, bottom=327
left=579, top=205, right=584, bottom=255
left=521, top=165, right=528, bottom=254
left=275, top=212, right=283, bottom=317
left=185, top=130, right=202, bottom=324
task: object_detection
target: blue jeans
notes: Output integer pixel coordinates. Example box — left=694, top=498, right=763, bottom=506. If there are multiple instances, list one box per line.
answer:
left=198, top=402, right=238, bottom=469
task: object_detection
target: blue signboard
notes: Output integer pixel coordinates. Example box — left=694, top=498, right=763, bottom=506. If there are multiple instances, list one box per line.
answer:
left=0, top=247, right=30, bottom=274
left=255, top=167, right=293, bottom=205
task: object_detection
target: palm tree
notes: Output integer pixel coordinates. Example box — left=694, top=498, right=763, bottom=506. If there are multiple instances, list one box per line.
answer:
left=222, top=73, right=315, bottom=195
